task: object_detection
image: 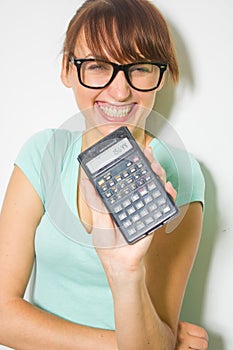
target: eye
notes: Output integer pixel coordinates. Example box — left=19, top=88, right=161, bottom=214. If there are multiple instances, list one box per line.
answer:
left=130, top=64, right=153, bottom=74
left=85, top=61, right=112, bottom=72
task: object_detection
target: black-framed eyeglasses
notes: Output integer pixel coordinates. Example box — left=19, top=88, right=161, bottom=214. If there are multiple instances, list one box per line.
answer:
left=69, top=57, right=167, bottom=92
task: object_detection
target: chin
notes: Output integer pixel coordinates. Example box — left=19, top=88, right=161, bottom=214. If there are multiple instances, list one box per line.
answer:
left=93, top=122, right=126, bottom=137
left=83, top=106, right=147, bottom=145
left=92, top=123, right=146, bottom=144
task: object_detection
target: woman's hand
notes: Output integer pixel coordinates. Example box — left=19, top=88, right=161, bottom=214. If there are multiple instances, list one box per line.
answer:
left=176, top=321, right=209, bottom=350
left=81, top=146, right=177, bottom=275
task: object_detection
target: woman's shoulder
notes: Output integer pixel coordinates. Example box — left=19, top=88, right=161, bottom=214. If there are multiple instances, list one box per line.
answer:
left=16, top=128, right=82, bottom=159
left=20, top=128, right=81, bottom=147
left=14, top=128, right=82, bottom=203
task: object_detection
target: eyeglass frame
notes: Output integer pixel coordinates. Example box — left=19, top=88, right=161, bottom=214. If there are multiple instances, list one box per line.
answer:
left=69, top=57, right=167, bottom=92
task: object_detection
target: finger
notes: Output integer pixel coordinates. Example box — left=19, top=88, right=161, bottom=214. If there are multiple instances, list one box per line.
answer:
left=165, top=181, right=177, bottom=201
left=81, top=179, right=105, bottom=212
left=81, top=179, right=112, bottom=227
left=81, top=179, right=124, bottom=248
left=177, top=335, right=208, bottom=350
left=180, top=322, right=209, bottom=342
left=150, top=161, right=166, bottom=184
left=187, top=332, right=209, bottom=349
left=143, top=146, right=154, bottom=163
left=188, top=336, right=209, bottom=350
left=144, top=146, right=166, bottom=184
left=177, top=322, right=209, bottom=350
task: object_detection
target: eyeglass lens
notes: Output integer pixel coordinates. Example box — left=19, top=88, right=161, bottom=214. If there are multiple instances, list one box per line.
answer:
left=80, top=60, right=162, bottom=90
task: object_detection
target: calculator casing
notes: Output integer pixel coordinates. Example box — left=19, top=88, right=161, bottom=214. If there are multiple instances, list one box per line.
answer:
left=78, top=127, right=179, bottom=244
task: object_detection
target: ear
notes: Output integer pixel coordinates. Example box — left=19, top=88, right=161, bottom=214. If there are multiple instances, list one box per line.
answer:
left=60, top=55, right=72, bottom=88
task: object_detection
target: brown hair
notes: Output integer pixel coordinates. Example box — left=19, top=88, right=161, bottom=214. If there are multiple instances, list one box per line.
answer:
left=63, top=0, right=179, bottom=82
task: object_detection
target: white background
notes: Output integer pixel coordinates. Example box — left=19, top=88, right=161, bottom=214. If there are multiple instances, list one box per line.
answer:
left=0, top=1, right=232, bottom=349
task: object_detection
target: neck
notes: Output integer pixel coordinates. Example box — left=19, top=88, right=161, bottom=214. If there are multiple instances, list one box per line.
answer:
left=82, top=123, right=150, bottom=152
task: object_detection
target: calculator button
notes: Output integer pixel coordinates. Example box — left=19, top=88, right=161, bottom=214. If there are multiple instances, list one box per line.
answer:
left=136, top=178, right=145, bottom=187
left=129, top=183, right=137, bottom=192
left=140, top=168, right=147, bottom=175
left=109, top=196, right=116, bottom=204
left=111, top=186, right=118, bottom=193
left=149, top=203, right=157, bottom=212
left=128, top=227, right=137, bottom=236
left=133, top=173, right=140, bottom=180
left=132, top=213, right=140, bottom=222
left=119, top=181, right=127, bottom=189
left=135, top=201, right=144, bottom=210
left=123, top=219, right=132, bottom=228
left=126, top=177, right=133, bottom=184
left=145, top=216, right=154, bottom=225
left=152, top=190, right=161, bottom=199
left=123, top=199, right=131, bottom=208
left=101, top=185, right=108, bottom=192
left=130, top=166, right=137, bottom=173
left=154, top=211, right=162, bottom=220
left=137, top=161, right=143, bottom=168
left=115, top=175, right=122, bottom=182
left=114, top=205, right=123, bottom=213
left=126, top=161, right=133, bottom=167
left=123, top=188, right=131, bottom=196
left=138, top=186, right=148, bottom=197
left=119, top=212, right=127, bottom=221
left=147, top=181, right=156, bottom=191
left=162, top=205, right=171, bottom=214
left=144, top=195, right=153, bottom=204
left=157, top=197, right=166, bottom=206
left=140, top=208, right=149, bottom=217
left=105, top=174, right=112, bottom=181
left=98, top=179, right=105, bottom=186
left=136, top=221, right=145, bottom=230
left=105, top=190, right=113, bottom=198
left=127, top=206, right=136, bottom=215
left=123, top=171, right=130, bottom=178
left=131, top=193, right=140, bottom=202
left=144, top=174, right=152, bottom=182
left=116, top=192, right=123, bottom=200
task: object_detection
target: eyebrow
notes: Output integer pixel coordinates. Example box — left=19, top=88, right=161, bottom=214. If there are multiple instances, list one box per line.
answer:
left=76, top=54, right=110, bottom=61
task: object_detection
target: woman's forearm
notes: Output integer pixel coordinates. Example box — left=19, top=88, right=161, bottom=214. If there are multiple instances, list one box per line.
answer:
left=109, top=266, right=176, bottom=350
left=0, top=297, right=118, bottom=350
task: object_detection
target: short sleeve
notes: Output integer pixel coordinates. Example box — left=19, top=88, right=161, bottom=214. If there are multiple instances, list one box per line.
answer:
left=175, top=153, right=205, bottom=208
left=150, top=138, right=205, bottom=208
left=14, top=129, right=55, bottom=204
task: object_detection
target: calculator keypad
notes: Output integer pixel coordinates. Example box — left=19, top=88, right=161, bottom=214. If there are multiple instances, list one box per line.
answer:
left=95, top=152, right=177, bottom=242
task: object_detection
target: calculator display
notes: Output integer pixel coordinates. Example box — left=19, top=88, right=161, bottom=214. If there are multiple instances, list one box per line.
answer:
left=78, top=126, right=179, bottom=244
left=86, top=137, right=132, bottom=174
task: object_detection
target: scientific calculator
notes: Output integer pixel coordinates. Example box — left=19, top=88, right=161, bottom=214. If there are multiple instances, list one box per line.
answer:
left=78, top=127, right=179, bottom=244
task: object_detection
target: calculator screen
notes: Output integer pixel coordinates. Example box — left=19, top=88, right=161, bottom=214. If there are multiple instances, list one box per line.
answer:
left=86, top=137, right=133, bottom=174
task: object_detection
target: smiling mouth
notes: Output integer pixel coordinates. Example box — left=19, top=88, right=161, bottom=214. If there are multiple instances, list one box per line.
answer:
left=98, top=103, right=135, bottom=119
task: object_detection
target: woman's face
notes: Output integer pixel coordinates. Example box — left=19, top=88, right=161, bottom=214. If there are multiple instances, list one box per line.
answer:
left=61, top=39, right=163, bottom=142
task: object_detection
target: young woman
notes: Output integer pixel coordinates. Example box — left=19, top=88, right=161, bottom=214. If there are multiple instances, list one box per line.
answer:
left=0, top=0, right=208, bottom=349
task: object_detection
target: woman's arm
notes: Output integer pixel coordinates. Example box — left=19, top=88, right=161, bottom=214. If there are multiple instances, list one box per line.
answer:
left=90, top=202, right=203, bottom=350
left=0, top=166, right=118, bottom=350
left=82, top=148, right=204, bottom=350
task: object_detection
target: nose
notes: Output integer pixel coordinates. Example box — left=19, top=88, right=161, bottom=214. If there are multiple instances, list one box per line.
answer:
left=107, top=71, right=131, bottom=101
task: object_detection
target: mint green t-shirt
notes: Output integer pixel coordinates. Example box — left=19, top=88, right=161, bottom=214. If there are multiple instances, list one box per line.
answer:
left=15, top=128, right=205, bottom=330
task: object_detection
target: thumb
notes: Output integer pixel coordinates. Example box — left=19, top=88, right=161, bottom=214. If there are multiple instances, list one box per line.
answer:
left=80, top=178, right=112, bottom=227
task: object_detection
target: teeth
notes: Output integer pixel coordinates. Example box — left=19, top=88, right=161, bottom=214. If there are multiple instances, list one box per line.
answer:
left=99, top=105, right=132, bottom=118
